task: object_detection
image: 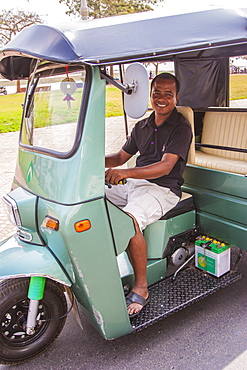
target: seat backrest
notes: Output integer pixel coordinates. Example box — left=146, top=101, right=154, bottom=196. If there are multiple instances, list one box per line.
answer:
left=176, top=106, right=195, bottom=165
left=201, top=111, right=247, bottom=161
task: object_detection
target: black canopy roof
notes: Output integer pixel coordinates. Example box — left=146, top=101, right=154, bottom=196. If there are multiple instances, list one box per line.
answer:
left=0, top=6, right=247, bottom=80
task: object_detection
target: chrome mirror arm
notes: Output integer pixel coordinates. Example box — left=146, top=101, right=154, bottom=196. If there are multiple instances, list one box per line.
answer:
left=99, top=67, right=134, bottom=95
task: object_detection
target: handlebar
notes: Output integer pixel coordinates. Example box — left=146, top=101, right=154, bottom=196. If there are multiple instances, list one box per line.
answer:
left=118, top=179, right=127, bottom=185
left=105, top=179, right=127, bottom=188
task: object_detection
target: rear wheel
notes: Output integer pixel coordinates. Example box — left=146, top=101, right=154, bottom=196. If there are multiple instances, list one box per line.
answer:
left=0, top=278, right=68, bottom=365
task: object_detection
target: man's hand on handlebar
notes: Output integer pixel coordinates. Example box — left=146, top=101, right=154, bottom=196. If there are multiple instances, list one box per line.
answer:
left=105, top=168, right=128, bottom=186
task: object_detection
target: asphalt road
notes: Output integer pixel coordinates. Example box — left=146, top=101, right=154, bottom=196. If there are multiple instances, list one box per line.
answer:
left=0, top=248, right=246, bottom=370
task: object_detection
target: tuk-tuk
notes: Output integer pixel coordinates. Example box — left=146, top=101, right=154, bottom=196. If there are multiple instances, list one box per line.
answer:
left=0, top=5, right=246, bottom=365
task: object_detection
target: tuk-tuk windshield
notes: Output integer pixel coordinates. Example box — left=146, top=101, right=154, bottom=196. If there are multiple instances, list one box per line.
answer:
left=21, top=64, right=86, bottom=154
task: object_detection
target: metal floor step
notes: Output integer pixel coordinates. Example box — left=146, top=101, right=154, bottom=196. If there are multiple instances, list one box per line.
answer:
left=131, top=266, right=242, bottom=332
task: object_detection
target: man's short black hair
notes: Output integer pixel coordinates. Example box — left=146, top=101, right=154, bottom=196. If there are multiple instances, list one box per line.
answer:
left=150, top=72, right=180, bottom=94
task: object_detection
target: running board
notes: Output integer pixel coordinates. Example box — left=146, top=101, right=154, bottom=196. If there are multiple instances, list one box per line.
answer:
left=131, top=267, right=241, bottom=332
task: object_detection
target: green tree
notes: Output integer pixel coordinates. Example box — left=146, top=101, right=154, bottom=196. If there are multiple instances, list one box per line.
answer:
left=0, top=9, right=43, bottom=46
left=59, top=0, right=161, bottom=18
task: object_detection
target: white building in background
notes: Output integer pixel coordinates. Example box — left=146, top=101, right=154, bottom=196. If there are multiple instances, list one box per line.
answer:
left=230, top=57, right=247, bottom=73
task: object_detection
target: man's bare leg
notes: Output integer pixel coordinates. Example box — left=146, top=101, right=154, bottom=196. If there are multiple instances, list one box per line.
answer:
left=127, top=218, right=149, bottom=316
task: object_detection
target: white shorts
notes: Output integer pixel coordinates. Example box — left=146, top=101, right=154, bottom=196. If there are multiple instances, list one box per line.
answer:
left=105, top=179, right=179, bottom=231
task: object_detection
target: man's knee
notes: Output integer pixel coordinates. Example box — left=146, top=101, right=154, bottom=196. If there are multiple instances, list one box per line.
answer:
left=125, top=212, right=141, bottom=234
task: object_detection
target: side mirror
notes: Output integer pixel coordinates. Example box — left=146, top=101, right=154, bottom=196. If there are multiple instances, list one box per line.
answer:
left=124, top=63, right=149, bottom=119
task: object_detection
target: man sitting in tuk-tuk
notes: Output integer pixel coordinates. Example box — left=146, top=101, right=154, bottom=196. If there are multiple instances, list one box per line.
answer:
left=105, top=73, right=192, bottom=317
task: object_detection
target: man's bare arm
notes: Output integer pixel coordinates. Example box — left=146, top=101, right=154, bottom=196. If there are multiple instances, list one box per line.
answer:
left=105, top=153, right=179, bottom=185
left=105, top=149, right=132, bottom=168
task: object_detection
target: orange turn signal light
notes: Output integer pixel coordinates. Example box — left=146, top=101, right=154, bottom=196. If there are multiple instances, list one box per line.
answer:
left=42, top=216, right=59, bottom=231
left=74, top=219, right=91, bottom=233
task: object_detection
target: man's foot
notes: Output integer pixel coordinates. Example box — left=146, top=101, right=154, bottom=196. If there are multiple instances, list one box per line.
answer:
left=126, top=288, right=149, bottom=317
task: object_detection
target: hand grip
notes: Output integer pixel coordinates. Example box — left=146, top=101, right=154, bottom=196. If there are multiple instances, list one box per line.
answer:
left=118, top=179, right=127, bottom=185
left=105, top=179, right=127, bottom=188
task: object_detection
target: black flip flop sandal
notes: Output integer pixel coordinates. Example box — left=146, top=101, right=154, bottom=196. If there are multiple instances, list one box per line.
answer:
left=126, top=291, right=149, bottom=318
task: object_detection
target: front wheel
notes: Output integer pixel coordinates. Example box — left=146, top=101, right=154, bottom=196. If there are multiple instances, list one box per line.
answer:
left=0, top=278, right=68, bottom=365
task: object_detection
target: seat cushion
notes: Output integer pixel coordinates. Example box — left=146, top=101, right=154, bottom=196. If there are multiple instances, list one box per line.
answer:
left=195, top=151, right=247, bottom=175
left=160, top=192, right=195, bottom=220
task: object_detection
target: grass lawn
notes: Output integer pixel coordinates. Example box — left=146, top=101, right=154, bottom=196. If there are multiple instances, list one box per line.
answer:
left=229, top=74, right=247, bottom=100
left=0, top=74, right=246, bottom=133
left=105, top=86, right=124, bottom=117
left=0, top=94, right=24, bottom=133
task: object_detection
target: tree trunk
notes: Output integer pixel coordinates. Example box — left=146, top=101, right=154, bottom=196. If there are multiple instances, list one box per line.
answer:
left=155, top=62, right=159, bottom=76
left=16, top=80, right=21, bottom=93
left=110, top=65, right=114, bottom=78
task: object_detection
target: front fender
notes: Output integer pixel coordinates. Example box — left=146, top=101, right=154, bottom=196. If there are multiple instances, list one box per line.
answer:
left=0, top=235, right=72, bottom=286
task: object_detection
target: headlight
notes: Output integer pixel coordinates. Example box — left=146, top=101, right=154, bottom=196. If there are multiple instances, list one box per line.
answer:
left=3, top=194, right=22, bottom=227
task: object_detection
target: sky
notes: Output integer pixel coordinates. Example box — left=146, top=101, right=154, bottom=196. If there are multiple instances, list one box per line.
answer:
left=4, top=0, right=247, bottom=24
left=5, top=0, right=74, bottom=24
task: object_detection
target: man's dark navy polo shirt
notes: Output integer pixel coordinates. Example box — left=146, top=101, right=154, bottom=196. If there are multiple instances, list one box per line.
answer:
left=122, top=108, right=192, bottom=198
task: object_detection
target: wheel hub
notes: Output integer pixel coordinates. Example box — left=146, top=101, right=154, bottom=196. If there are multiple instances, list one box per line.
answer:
left=1, top=299, right=45, bottom=343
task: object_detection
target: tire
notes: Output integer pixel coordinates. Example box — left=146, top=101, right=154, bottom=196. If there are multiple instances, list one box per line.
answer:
left=0, top=278, right=68, bottom=365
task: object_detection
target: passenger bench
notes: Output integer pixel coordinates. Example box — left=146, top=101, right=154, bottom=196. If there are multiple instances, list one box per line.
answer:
left=195, top=109, right=247, bottom=175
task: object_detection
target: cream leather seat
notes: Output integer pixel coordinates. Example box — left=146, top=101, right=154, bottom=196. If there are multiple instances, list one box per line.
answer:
left=195, top=110, right=247, bottom=175
left=176, top=106, right=195, bottom=165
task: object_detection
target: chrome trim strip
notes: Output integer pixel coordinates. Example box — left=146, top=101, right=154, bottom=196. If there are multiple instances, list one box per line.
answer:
left=17, top=228, right=33, bottom=242
left=3, top=194, right=22, bottom=226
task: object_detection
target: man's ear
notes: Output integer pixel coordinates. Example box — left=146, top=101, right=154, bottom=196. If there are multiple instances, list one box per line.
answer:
left=176, top=93, right=179, bottom=103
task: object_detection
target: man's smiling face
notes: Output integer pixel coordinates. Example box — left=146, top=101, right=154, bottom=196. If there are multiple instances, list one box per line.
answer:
left=150, top=78, right=179, bottom=124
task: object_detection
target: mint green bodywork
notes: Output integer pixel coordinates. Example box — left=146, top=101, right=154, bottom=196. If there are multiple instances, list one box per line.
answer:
left=0, top=63, right=246, bottom=341
left=16, top=67, right=106, bottom=204
left=144, top=210, right=196, bottom=259
left=183, top=164, right=247, bottom=250
left=0, top=236, right=72, bottom=286
left=0, top=67, right=138, bottom=339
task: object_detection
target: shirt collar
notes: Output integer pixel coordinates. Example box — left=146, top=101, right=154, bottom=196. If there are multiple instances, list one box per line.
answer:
left=141, top=108, right=178, bottom=128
